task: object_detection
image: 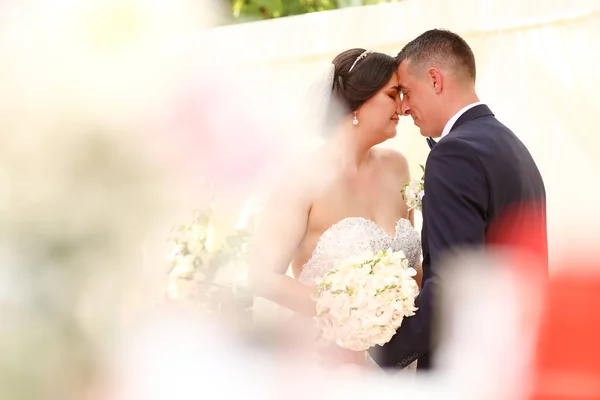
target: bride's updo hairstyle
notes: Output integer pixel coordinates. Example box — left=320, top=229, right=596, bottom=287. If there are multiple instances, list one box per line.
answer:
left=328, top=48, right=397, bottom=125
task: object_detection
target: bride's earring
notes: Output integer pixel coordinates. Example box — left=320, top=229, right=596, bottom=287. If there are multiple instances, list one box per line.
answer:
left=353, top=111, right=359, bottom=126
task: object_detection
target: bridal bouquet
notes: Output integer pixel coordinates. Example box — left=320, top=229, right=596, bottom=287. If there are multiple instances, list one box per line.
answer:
left=402, top=164, right=425, bottom=211
left=313, top=249, right=419, bottom=351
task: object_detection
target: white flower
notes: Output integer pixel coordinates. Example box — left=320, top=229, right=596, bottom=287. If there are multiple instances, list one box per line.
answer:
left=168, top=244, right=183, bottom=259
left=401, top=165, right=425, bottom=211
left=187, top=237, right=205, bottom=255
left=313, top=249, right=420, bottom=351
left=170, top=263, right=195, bottom=279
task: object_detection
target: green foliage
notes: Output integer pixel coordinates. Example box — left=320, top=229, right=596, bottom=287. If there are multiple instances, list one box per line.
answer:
left=231, top=0, right=338, bottom=21
left=228, top=0, right=402, bottom=22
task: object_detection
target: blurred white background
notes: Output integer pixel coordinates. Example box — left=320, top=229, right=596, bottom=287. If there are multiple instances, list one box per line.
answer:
left=1, top=0, right=599, bottom=399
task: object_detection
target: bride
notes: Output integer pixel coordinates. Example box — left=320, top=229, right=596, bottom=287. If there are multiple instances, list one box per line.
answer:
left=249, top=48, right=422, bottom=369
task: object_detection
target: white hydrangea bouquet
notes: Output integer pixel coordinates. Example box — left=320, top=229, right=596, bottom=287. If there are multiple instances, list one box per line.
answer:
left=312, top=249, right=420, bottom=351
left=402, top=164, right=425, bottom=211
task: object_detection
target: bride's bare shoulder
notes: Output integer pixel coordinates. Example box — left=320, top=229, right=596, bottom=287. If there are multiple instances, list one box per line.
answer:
left=371, top=147, right=409, bottom=174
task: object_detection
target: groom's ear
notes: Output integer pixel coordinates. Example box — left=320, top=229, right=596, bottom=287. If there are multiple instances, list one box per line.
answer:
left=427, top=67, right=443, bottom=94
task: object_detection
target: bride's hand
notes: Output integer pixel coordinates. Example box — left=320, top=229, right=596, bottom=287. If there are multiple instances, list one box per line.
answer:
left=317, top=342, right=371, bottom=369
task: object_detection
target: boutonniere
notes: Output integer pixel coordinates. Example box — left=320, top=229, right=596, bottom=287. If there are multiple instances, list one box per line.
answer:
left=401, top=164, right=425, bottom=211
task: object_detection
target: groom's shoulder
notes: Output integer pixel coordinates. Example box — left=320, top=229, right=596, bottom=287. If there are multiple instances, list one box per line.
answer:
left=443, top=115, right=517, bottom=155
left=450, top=112, right=511, bottom=141
left=437, top=116, right=506, bottom=150
left=432, top=132, right=478, bottom=153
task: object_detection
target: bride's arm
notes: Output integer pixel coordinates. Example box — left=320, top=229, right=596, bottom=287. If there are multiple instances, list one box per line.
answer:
left=249, top=173, right=317, bottom=316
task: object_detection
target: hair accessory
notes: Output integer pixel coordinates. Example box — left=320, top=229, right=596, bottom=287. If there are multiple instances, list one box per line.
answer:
left=349, top=50, right=373, bottom=72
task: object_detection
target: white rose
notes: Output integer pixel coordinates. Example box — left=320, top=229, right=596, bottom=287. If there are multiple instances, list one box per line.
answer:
left=327, top=298, right=349, bottom=321
left=368, top=325, right=396, bottom=346
left=343, top=337, right=369, bottom=352
left=369, top=304, right=394, bottom=325
left=170, top=262, right=195, bottom=279
left=346, top=315, right=368, bottom=333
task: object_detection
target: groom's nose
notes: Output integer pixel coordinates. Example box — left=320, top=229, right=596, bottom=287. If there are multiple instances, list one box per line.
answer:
left=401, top=100, right=411, bottom=116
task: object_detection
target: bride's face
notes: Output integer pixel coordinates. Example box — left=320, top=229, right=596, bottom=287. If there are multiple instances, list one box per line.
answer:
left=356, top=73, right=401, bottom=142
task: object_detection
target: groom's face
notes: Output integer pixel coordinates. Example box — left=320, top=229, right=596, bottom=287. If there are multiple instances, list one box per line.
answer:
left=397, top=60, right=443, bottom=137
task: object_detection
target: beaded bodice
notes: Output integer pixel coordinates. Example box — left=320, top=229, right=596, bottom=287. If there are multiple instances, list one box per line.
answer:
left=298, top=217, right=421, bottom=285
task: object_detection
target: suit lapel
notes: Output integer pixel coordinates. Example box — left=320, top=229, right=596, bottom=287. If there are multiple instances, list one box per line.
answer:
left=450, top=104, right=495, bottom=133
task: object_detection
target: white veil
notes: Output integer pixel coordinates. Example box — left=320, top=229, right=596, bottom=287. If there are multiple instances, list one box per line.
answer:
left=304, top=62, right=336, bottom=137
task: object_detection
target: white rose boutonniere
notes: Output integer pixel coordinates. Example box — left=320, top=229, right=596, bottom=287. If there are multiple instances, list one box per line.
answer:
left=401, top=164, right=425, bottom=211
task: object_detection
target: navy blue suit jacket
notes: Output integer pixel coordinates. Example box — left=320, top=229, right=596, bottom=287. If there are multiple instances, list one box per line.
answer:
left=371, top=104, right=547, bottom=370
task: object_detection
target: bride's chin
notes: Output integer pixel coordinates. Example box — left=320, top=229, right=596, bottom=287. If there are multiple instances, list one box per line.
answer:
left=382, top=131, right=397, bottom=140
left=372, top=132, right=396, bottom=144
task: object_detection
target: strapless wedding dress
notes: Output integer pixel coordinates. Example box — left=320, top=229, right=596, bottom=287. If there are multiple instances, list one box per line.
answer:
left=297, top=217, right=422, bottom=372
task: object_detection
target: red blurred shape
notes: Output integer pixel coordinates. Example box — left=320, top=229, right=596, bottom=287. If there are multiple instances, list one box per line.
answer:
left=530, top=269, right=600, bottom=400
left=487, top=199, right=548, bottom=276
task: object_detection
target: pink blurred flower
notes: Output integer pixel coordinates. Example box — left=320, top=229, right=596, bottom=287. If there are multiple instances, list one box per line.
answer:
left=149, top=71, right=283, bottom=198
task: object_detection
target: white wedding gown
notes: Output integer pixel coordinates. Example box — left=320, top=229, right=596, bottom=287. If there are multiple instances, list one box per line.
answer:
left=297, top=217, right=422, bottom=372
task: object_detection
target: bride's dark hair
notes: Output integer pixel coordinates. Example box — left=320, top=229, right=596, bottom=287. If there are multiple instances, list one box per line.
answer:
left=329, top=48, right=397, bottom=119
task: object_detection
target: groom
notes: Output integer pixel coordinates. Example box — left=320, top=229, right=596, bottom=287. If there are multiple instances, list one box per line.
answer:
left=370, top=29, right=548, bottom=370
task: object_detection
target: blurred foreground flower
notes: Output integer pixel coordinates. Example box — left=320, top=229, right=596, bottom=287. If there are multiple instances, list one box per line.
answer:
left=0, top=2, right=229, bottom=399
left=165, top=200, right=261, bottom=328
left=150, top=69, right=290, bottom=201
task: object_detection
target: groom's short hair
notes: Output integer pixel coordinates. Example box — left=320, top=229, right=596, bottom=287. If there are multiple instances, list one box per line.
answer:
left=397, top=29, right=476, bottom=82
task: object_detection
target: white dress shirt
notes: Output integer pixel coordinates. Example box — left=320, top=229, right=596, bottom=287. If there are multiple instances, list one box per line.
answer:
left=439, top=102, right=483, bottom=141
